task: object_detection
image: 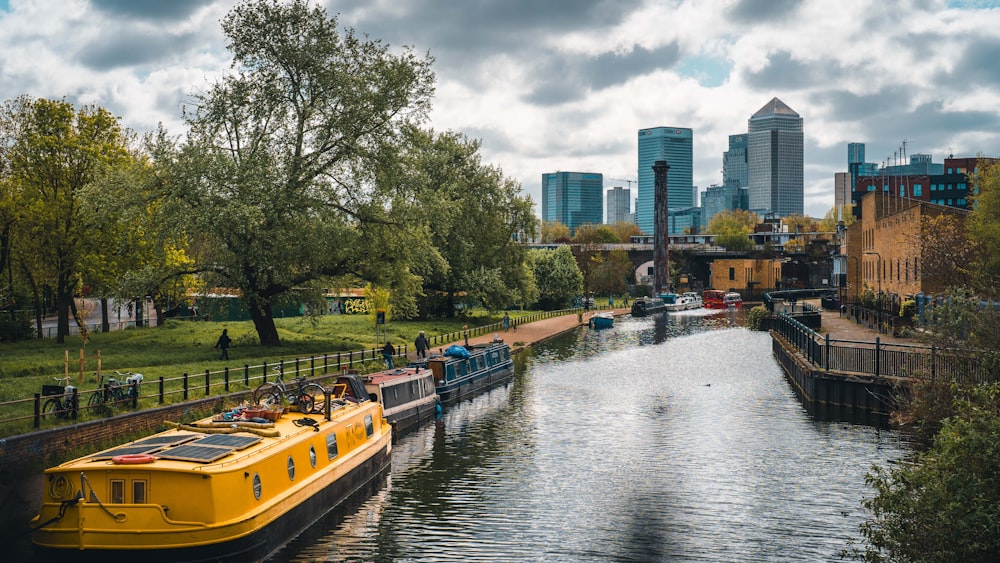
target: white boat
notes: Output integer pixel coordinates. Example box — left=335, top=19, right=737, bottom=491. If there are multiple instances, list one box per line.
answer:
left=682, top=292, right=703, bottom=309
left=662, top=293, right=694, bottom=311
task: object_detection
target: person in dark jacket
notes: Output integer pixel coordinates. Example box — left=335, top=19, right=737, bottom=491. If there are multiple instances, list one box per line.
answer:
left=414, top=331, right=429, bottom=359
left=214, top=329, right=231, bottom=360
left=382, top=341, right=396, bottom=369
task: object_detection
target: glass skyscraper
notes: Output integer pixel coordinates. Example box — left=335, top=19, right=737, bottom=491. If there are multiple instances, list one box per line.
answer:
left=747, top=98, right=803, bottom=217
left=541, top=171, right=603, bottom=234
left=606, top=186, right=631, bottom=224
left=636, top=127, right=693, bottom=235
left=723, top=133, right=748, bottom=189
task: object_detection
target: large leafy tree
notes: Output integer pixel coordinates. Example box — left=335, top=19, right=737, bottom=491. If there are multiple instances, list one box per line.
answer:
left=541, top=221, right=571, bottom=243
left=166, top=0, right=434, bottom=345
left=853, top=382, right=1000, bottom=562
left=396, top=127, right=537, bottom=316
left=5, top=96, right=130, bottom=342
left=706, top=209, right=757, bottom=251
left=530, top=246, right=583, bottom=310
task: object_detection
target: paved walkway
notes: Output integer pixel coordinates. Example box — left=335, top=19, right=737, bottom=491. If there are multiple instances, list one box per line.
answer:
left=812, top=301, right=911, bottom=345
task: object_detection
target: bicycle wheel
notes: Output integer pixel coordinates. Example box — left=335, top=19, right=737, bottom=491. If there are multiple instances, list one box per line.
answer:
left=87, top=391, right=104, bottom=409
left=294, top=392, right=315, bottom=414
left=302, top=384, right=327, bottom=413
left=252, top=384, right=280, bottom=406
left=42, top=398, right=64, bottom=420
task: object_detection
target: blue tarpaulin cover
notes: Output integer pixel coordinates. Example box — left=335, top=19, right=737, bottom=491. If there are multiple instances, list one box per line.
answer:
left=444, top=345, right=470, bottom=358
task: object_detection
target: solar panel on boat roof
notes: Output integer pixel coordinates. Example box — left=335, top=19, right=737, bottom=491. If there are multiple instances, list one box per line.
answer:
left=155, top=444, right=233, bottom=463
left=134, top=434, right=200, bottom=446
left=91, top=444, right=164, bottom=460
left=192, top=434, right=260, bottom=449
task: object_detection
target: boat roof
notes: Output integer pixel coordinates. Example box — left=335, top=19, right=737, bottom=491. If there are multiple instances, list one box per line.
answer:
left=364, top=366, right=432, bottom=385
left=49, top=402, right=375, bottom=474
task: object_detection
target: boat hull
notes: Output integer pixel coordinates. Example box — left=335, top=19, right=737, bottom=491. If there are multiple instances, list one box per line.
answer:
left=436, top=363, right=514, bottom=407
left=31, top=396, right=392, bottom=562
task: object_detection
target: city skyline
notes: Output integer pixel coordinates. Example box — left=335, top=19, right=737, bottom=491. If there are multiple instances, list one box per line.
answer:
left=1, top=1, right=999, bottom=219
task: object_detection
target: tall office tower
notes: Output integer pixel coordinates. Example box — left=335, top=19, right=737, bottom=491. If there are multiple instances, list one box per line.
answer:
left=637, top=127, right=693, bottom=235
left=835, top=172, right=850, bottom=210
left=606, top=186, right=631, bottom=224
left=848, top=142, right=865, bottom=194
left=541, top=171, right=604, bottom=234
left=723, top=134, right=748, bottom=188
left=747, top=98, right=803, bottom=217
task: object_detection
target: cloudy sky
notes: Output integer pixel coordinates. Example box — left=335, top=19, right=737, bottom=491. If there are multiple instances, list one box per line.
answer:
left=2, top=0, right=999, bottom=219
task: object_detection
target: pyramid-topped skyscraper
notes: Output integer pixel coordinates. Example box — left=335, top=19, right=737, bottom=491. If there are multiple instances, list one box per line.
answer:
left=747, top=97, right=803, bottom=217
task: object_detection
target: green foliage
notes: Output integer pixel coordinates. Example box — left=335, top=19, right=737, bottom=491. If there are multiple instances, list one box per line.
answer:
left=0, top=309, right=33, bottom=342
left=746, top=305, right=768, bottom=331
left=852, top=382, right=1000, bottom=561
left=397, top=127, right=537, bottom=316
left=529, top=246, right=583, bottom=310
left=163, top=0, right=436, bottom=345
left=572, top=224, right=619, bottom=244
left=586, top=250, right=632, bottom=296
left=541, top=221, right=571, bottom=243
left=899, top=299, right=916, bottom=320
left=969, top=159, right=1000, bottom=296
left=706, top=209, right=757, bottom=251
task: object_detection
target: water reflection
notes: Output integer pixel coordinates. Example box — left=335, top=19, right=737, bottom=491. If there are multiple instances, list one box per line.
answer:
left=276, top=312, right=908, bottom=562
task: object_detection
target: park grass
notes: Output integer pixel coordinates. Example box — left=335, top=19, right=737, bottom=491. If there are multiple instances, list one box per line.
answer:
left=0, top=310, right=513, bottom=404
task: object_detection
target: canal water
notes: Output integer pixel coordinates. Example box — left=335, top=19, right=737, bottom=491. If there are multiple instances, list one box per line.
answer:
left=272, top=310, right=910, bottom=562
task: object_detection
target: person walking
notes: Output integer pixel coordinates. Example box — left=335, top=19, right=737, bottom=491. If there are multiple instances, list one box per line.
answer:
left=214, top=329, right=231, bottom=360
left=414, top=331, right=428, bottom=359
left=382, top=341, right=396, bottom=369
left=502, top=312, right=510, bottom=332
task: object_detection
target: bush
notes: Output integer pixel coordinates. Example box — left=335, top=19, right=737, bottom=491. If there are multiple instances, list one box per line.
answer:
left=746, top=305, right=768, bottom=331
left=0, top=310, right=34, bottom=342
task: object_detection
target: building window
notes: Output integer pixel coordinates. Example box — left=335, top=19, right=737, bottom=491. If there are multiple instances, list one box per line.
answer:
left=913, top=184, right=922, bottom=196
left=729, top=267, right=735, bottom=281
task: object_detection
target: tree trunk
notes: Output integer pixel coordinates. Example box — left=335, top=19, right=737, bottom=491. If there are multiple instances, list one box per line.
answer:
left=248, top=295, right=281, bottom=346
left=100, top=298, right=110, bottom=333
left=56, top=272, right=73, bottom=344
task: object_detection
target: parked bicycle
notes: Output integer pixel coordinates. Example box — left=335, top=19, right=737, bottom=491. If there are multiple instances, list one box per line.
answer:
left=87, top=370, right=143, bottom=410
left=41, top=376, right=79, bottom=420
left=252, top=369, right=325, bottom=414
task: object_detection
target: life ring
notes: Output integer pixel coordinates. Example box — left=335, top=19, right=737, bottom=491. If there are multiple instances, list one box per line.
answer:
left=49, top=475, right=71, bottom=499
left=111, top=453, right=156, bottom=465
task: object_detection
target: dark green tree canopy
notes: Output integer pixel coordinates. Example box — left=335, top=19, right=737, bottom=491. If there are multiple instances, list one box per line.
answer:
left=165, top=0, right=435, bottom=345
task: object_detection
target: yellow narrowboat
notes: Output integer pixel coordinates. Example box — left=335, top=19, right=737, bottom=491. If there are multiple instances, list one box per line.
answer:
left=30, top=374, right=391, bottom=562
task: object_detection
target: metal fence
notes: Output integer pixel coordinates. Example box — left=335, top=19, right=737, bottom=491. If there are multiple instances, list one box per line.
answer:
left=771, top=313, right=997, bottom=386
left=0, top=308, right=581, bottom=433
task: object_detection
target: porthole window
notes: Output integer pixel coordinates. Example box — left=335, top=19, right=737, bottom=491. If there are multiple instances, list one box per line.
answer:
left=252, top=473, right=262, bottom=500
left=287, top=456, right=296, bottom=480
left=309, top=446, right=317, bottom=468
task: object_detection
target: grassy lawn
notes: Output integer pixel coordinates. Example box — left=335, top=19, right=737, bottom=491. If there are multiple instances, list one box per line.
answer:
left=0, top=310, right=516, bottom=404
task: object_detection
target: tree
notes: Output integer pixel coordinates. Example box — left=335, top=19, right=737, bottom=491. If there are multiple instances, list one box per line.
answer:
left=818, top=203, right=855, bottom=232
left=853, top=382, right=1000, bottom=562
left=529, top=246, right=583, bottom=310
left=572, top=224, right=620, bottom=244
left=586, top=249, right=632, bottom=296
left=706, top=209, right=757, bottom=251
left=397, top=127, right=537, bottom=316
left=6, top=96, right=131, bottom=342
left=969, top=159, right=1000, bottom=297
left=541, top=221, right=571, bottom=243
left=166, top=0, right=435, bottom=345
left=920, top=213, right=979, bottom=292
left=606, top=221, right=642, bottom=243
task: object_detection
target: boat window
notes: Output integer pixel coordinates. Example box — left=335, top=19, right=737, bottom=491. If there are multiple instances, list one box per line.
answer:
left=458, top=362, right=468, bottom=376
left=326, top=433, right=339, bottom=460
left=287, top=456, right=296, bottom=481
left=309, top=446, right=317, bottom=468
left=446, top=365, right=456, bottom=381
left=132, top=480, right=147, bottom=504
left=252, top=473, right=262, bottom=500
left=365, top=414, right=374, bottom=437
left=111, top=479, right=125, bottom=504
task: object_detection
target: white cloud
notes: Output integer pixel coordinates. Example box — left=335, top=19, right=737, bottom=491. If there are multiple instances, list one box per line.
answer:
left=1, top=0, right=998, bottom=220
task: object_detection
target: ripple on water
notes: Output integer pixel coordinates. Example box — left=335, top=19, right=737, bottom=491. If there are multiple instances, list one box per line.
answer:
left=276, top=315, right=910, bottom=562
